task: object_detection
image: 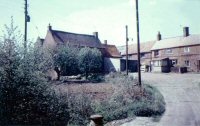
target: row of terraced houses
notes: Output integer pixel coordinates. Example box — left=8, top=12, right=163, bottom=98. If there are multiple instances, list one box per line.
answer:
left=119, top=27, right=200, bottom=73
left=36, top=25, right=200, bottom=73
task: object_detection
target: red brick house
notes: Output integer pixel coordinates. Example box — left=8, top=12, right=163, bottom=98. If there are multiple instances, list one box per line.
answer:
left=119, top=27, right=200, bottom=73
left=36, top=24, right=121, bottom=73
left=151, top=27, right=200, bottom=72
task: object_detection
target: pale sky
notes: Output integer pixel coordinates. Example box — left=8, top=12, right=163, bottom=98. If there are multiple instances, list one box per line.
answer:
left=0, top=0, right=200, bottom=46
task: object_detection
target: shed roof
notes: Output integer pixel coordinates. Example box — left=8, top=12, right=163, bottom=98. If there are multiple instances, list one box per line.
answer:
left=151, top=34, right=200, bottom=50
left=50, top=30, right=103, bottom=48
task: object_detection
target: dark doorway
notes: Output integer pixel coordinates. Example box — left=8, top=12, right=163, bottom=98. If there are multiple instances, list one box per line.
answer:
left=120, top=59, right=138, bottom=72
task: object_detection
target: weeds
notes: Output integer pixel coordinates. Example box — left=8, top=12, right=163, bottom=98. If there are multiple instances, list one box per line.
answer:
left=92, top=72, right=166, bottom=123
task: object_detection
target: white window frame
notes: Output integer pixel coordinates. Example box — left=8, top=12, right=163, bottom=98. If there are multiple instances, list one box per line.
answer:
left=185, top=60, right=190, bottom=67
left=154, top=60, right=161, bottom=67
left=171, top=59, right=177, bottom=65
left=184, top=47, right=190, bottom=53
left=165, top=49, right=173, bottom=54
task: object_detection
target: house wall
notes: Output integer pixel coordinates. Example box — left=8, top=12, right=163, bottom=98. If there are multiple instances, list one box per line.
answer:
left=151, top=45, right=200, bottom=72
left=128, top=54, right=137, bottom=60
left=152, top=66, right=162, bottom=72
left=43, top=31, right=57, bottom=49
left=104, top=58, right=121, bottom=73
left=122, top=52, right=151, bottom=63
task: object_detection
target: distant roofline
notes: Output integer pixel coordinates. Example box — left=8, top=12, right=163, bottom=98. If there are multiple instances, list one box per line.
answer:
left=119, top=34, right=200, bottom=47
left=151, top=34, right=200, bottom=50
left=158, top=34, right=199, bottom=41
left=151, top=43, right=200, bottom=51
left=102, top=44, right=117, bottom=47
left=51, top=29, right=95, bottom=38
left=121, top=51, right=151, bottom=56
left=118, top=40, right=156, bottom=47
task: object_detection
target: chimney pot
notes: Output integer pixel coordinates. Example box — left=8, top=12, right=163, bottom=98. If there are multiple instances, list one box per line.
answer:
left=48, top=23, right=52, bottom=31
left=93, top=32, right=98, bottom=39
left=157, top=31, right=162, bottom=41
left=183, top=27, right=189, bottom=37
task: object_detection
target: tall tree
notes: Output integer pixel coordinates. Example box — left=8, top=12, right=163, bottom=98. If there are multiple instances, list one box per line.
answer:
left=0, top=18, right=69, bottom=125
left=53, top=45, right=79, bottom=78
left=78, top=47, right=102, bottom=79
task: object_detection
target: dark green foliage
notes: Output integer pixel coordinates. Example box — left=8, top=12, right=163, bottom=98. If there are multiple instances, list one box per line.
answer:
left=0, top=19, right=165, bottom=126
left=78, top=47, right=103, bottom=79
left=93, top=72, right=166, bottom=123
left=53, top=45, right=103, bottom=79
left=33, top=43, right=54, bottom=73
left=54, top=45, right=79, bottom=76
left=87, top=74, right=105, bottom=83
left=0, top=20, right=69, bottom=125
left=67, top=93, right=94, bottom=125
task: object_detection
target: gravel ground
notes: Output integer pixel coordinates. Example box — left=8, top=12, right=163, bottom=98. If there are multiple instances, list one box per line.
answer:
left=121, top=73, right=200, bottom=126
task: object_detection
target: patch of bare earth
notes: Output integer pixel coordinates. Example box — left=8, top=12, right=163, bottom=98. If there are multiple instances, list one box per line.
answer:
left=52, top=82, right=114, bottom=101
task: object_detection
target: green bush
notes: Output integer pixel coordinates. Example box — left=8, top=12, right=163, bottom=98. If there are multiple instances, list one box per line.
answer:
left=78, top=47, right=103, bottom=79
left=87, top=74, right=105, bottom=83
left=67, top=93, right=94, bottom=125
left=53, top=44, right=80, bottom=76
left=93, top=72, right=166, bottom=123
left=0, top=19, right=165, bottom=126
left=0, top=20, right=69, bottom=125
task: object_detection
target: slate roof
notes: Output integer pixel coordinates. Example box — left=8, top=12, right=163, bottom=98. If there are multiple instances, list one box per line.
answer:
left=119, top=41, right=156, bottom=55
left=50, top=30, right=103, bottom=48
left=102, top=44, right=122, bottom=58
left=151, top=34, right=200, bottom=50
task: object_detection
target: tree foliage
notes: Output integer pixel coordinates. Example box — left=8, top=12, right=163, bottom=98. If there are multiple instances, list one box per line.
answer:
left=53, top=46, right=103, bottom=79
left=0, top=19, right=69, bottom=125
left=53, top=45, right=79, bottom=76
left=78, top=47, right=103, bottom=79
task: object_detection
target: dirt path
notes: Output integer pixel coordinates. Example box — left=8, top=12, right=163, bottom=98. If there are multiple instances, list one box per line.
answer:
left=121, top=73, right=200, bottom=126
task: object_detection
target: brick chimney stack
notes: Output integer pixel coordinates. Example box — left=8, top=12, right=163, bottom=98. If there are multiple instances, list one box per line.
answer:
left=48, top=23, right=52, bottom=31
left=93, top=32, right=98, bottom=39
left=183, top=27, right=189, bottom=37
left=157, top=31, right=162, bottom=41
left=104, top=40, right=107, bottom=45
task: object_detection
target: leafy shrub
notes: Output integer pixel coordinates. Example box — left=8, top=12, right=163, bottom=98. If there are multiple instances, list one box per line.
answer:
left=53, top=44, right=80, bottom=76
left=87, top=74, right=105, bottom=83
left=93, top=72, right=166, bottom=123
left=0, top=20, right=69, bottom=125
left=78, top=47, right=103, bottom=79
left=67, top=93, right=94, bottom=125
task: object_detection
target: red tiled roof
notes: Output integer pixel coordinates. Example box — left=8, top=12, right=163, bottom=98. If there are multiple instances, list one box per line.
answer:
left=102, top=44, right=122, bottom=58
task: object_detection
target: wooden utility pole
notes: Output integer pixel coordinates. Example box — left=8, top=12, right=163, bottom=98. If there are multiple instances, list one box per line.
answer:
left=135, top=0, right=142, bottom=86
left=126, top=25, right=129, bottom=75
left=24, top=0, right=30, bottom=54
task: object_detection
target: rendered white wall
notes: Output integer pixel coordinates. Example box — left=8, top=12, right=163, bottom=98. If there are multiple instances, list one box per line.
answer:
left=104, top=58, right=121, bottom=73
